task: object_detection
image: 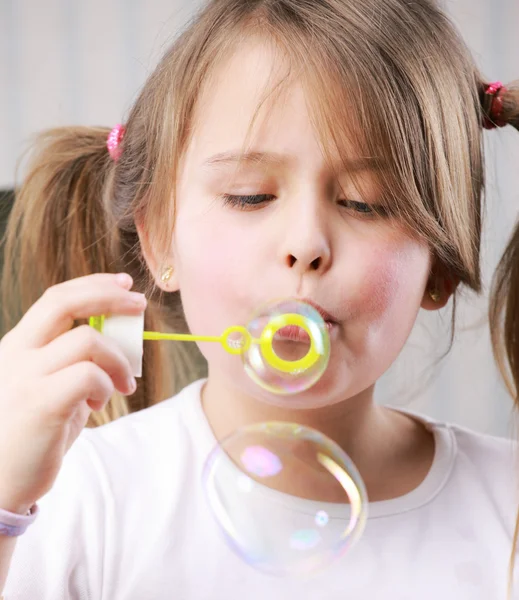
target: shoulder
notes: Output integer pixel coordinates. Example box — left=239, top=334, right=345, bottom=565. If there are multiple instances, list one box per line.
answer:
left=72, top=378, right=209, bottom=495
left=430, top=419, right=519, bottom=525
left=29, top=380, right=207, bottom=506
left=442, top=421, right=517, bottom=472
left=445, top=422, right=518, bottom=490
left=23, top=378, right=205, bottom=534
left=399, top=406, right=517, bottom=476
left=81, top=378, right=206, bottom=453
left=395, top=407, right=519, bottom=520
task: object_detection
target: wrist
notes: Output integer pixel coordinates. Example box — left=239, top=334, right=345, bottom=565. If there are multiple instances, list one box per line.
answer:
left=0, top=504, right=38, bottom=537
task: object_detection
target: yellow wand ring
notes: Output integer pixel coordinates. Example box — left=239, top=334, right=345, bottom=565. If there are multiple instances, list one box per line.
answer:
left=259, top=313, right=320, bottom=374
left=221, top=326, right=252, bottom=355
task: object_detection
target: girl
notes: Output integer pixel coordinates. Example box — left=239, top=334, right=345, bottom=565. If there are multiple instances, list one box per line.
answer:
left=1, top=0, right=519, bottom=597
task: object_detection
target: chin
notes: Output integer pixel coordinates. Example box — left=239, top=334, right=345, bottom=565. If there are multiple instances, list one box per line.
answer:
left=241, top=370, right=351, bottom=411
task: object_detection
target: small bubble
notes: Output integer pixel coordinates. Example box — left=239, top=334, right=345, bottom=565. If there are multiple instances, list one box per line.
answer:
left=242, top=299, right=330, bottom=395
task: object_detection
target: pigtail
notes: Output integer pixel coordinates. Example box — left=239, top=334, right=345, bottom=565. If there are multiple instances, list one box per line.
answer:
left=488, top=80, right=519, bottom=402
left=0, top=127, right=175, bottom=427
left=485, top=81, right=519, bottom=598
left=480, top=80, right=519, bottom=131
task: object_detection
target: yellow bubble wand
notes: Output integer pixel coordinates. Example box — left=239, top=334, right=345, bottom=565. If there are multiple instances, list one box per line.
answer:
left=89, top=312, right=323, bottom=374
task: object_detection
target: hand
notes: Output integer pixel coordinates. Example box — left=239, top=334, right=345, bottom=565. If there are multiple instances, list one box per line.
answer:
left=0, top=273, right=146, bottom=515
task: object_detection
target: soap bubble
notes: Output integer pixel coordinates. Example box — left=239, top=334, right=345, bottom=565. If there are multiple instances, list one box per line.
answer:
left=234, top=299, right=330, bottom=395
left=203, top=422, right=367, bottom=576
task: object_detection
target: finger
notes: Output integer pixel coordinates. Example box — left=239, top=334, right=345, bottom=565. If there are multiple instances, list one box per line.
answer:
left=40, top=361, right=116, bottom=419
left=38, top=325, right=136, bottom=396
left=12, top=273, right=147, bottom=349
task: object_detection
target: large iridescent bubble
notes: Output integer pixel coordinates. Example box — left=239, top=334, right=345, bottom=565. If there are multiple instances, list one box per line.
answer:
left=203, top=422, right=368, bottom=576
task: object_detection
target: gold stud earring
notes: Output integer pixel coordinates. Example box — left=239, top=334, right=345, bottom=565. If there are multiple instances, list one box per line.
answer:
left=160, top=266, right=174, bottom=284
left=429, top=288, right=441, bottom=303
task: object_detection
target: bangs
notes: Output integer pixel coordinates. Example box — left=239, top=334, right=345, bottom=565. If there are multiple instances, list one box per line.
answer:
left=300, top=44, right=446, bottom=241
left=233, top=30, right=444, bottom=234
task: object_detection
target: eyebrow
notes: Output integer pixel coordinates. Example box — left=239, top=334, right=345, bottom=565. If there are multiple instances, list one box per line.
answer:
left=202, top=151, right=383, bottom=173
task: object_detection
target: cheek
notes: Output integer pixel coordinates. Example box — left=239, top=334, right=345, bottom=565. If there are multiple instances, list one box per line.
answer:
left=172, top=214, right=256, bottom=331
left=176, top=215, right=236, bottom=280
left=172, top=213, right=261, bottom=383
left=345, top=238, right=430, bottom=325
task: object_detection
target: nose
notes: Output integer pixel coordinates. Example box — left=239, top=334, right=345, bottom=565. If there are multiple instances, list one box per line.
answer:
left=280, top=204, right=332, bottom=276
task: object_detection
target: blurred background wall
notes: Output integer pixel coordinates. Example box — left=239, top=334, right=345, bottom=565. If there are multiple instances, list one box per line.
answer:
left=1, top=0, right=519, bottom=436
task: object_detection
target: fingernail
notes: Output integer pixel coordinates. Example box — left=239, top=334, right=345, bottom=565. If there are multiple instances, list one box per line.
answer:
left=127, top=377, right=137, bottom=394
left=129, top=292, right=147, bottom=307
left=116, top=273, right=133, bottom=288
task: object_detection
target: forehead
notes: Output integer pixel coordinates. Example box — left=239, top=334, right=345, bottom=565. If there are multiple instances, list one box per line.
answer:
left=185, top=38, right=364, bottom=170
left=189, top=40, right=306, bottom=154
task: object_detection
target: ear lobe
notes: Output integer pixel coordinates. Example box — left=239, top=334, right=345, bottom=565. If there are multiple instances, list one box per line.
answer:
left=158, top=265, right=180, bottom=292
left=421, top=287, right=448, bottom=311
left=421, top=275, right=459, bottom=311
left=136, top=222, right=179, bottom=292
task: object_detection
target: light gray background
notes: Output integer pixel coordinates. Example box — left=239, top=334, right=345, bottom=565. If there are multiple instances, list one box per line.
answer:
left=1, top=0, right=518, bottom=436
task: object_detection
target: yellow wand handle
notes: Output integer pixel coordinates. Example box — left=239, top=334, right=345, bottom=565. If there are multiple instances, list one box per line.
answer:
left=89, top=316, right=320, bottom=371
left=143, top=332, right=221, bottom=343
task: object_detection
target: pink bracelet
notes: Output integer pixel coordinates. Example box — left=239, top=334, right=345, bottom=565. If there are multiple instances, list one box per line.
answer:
left=0, top=504, right=38, bottom=537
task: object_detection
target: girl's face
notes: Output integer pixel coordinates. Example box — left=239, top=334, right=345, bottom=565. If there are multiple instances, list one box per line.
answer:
left=166, top=41, right=432, bottom=409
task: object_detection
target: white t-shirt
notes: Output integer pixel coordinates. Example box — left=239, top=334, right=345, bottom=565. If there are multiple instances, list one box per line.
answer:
left=4, top=379, right=519, bottom=599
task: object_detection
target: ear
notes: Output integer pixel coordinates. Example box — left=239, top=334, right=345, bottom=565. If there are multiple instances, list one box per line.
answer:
left=136, top=221, right=180, bottom=292
left=421, top=265, right=459, bottom=311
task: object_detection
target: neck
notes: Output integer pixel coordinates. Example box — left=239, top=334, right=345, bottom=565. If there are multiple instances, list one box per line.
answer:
left=201, top=374, right=435, bottom=502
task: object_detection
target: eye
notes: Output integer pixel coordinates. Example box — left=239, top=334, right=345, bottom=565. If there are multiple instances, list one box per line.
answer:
left=339, top=200, right=387, bottom=218
left=221, top=194, right=276, bottom=209
left=339, top=200, right=372, bottom=213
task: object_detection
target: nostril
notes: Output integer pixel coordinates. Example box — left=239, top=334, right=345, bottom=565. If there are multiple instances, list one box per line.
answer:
left=286, top=255, right=322, bottom=270
left=310, top=257, right=321, bottom=270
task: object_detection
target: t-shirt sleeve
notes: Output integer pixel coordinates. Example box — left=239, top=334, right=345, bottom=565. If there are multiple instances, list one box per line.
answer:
left=3, top=433, right=108, bottom=600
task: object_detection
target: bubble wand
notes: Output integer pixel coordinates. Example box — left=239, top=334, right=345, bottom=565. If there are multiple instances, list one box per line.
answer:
left=88, top=300, right=329, bottom=389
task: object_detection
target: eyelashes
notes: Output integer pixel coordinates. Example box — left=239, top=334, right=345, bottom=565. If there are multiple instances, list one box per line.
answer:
left=340, top=200, right=389, bottom=218
left=338, top=200, right=374, bottom=214
left=221, top=194, right=275, bottom=208
left=221, top=194, right=387, bottom=217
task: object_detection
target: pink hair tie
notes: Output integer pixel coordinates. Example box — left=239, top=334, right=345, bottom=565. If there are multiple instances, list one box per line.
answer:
left=483, top=81, right=508, bottom=130
left=107, top=124, right=126, bottom=161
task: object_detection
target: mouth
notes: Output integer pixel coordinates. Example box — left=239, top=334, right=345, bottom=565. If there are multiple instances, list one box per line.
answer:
left=274, top=298, right=339, bottom=344
left=251, top=298, right=340, bottom=345
left=275, top=299, right=339, bottom=343
left=275, top=321, right=336, bottom=343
